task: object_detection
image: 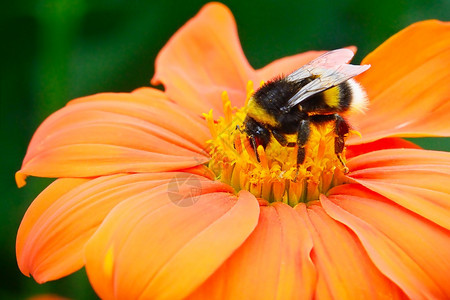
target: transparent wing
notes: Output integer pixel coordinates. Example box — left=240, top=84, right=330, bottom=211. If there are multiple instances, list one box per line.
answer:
left=282, top=49, right=370, bottom=111
left=286, top=48, right=356, bottom=82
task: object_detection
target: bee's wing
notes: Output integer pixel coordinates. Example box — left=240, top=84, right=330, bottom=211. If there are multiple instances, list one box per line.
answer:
left=286, top=48, right=356, bottom=82
left=282, top=50, right=370, bottom=111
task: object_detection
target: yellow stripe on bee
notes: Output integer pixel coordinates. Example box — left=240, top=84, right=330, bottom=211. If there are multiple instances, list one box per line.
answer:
left=323, top=86, right=340, bottom=108
left=246, top=97, right=278, bottom=127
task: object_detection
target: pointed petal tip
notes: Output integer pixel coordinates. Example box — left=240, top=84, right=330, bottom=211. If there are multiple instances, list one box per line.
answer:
left=17, top=257, right=62, bottom=284
left=151, top=1, right=235, bottom=87
left=149, top=77, right=160, bottom=86
left=18, top=267, right=30, bottom=278
left=16, top=171, right=27, bottom=188
left=18, top=91, right=211, bottom=179
left=151, top=0, right=252, bottom=115
left=32, top=274, right=51, bottom=284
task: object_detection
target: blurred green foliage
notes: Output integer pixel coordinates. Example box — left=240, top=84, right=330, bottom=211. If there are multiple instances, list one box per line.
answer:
left=1, top=0, right=448, bottom=298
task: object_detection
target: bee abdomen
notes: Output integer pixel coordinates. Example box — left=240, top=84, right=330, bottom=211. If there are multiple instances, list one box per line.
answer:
left=320, top=82, right=351, bottom=111
left=303, top=80, right=355, bottom=114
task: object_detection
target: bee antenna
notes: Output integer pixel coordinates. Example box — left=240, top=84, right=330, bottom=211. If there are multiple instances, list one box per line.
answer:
left=235, top=125, right=244, bottom=133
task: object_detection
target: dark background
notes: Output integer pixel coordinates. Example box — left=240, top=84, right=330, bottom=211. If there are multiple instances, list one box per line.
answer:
left=1, top=0, right=449, bottom=298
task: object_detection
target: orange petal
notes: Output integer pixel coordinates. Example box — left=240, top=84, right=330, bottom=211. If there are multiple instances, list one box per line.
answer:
left=152, top=3, right=254, bottom=116
left=189, top=202, right=316, bottom=300
left=323, top=184, right=450, bottom=299
left=16, top=172, right=189, bottom=283
left=348, top=148, right=450, bottom=229
left=300, top=203, right=405, bottom=299
left=346, top=137, right=421, bottom=159
left=349, top=20, right=450, bottom=144
left=17, top=177, right=89, bottom=281
left=255, top=46, right=357, bottom=82
left=84, top=186, right=259, bottom=300
left=17, top=89, right=210, bottom=185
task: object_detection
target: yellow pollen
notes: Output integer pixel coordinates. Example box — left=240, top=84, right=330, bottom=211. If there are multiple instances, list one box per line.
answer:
left=204, top=82, right=353, bottom=206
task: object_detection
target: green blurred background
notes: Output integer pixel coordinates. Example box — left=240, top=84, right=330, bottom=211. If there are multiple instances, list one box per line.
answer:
left=1, top=0, right=449, bottom=298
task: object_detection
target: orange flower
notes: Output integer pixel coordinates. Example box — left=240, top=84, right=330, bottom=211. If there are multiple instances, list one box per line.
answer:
left=16, top=3, right=450, bottom=299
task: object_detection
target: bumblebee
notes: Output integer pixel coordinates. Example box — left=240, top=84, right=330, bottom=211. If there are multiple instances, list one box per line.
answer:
left=243, top=48, right=370, bottom=166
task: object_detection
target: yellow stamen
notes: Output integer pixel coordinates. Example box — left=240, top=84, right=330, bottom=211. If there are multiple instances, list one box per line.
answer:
left=222, top=91, right=233, bottom=124
left=243, top=136, right=258, bottom=163
left=257, top=146, right=269, bottom=169
left=245, top=81, right=254, bottom=106
left=204, top=84, right=354, bottom=205
left=350, top=129, right=362, bottom=138
left=203, top=110, right=217, bottom=138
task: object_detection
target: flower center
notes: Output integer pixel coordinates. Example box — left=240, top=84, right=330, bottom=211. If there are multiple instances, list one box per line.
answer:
left=204, top=82, right=351, bottom=206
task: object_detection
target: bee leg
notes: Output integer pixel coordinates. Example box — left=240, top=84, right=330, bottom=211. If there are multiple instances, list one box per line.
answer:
left=297, top=119, right=311, bottom=165
left=234, top=125, right=245, bottom=150
left=272, top=130, right=288, bottom=147
left=334, top=114, right=350, bottom=173
left=247, top=135, right=260, bottom=161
